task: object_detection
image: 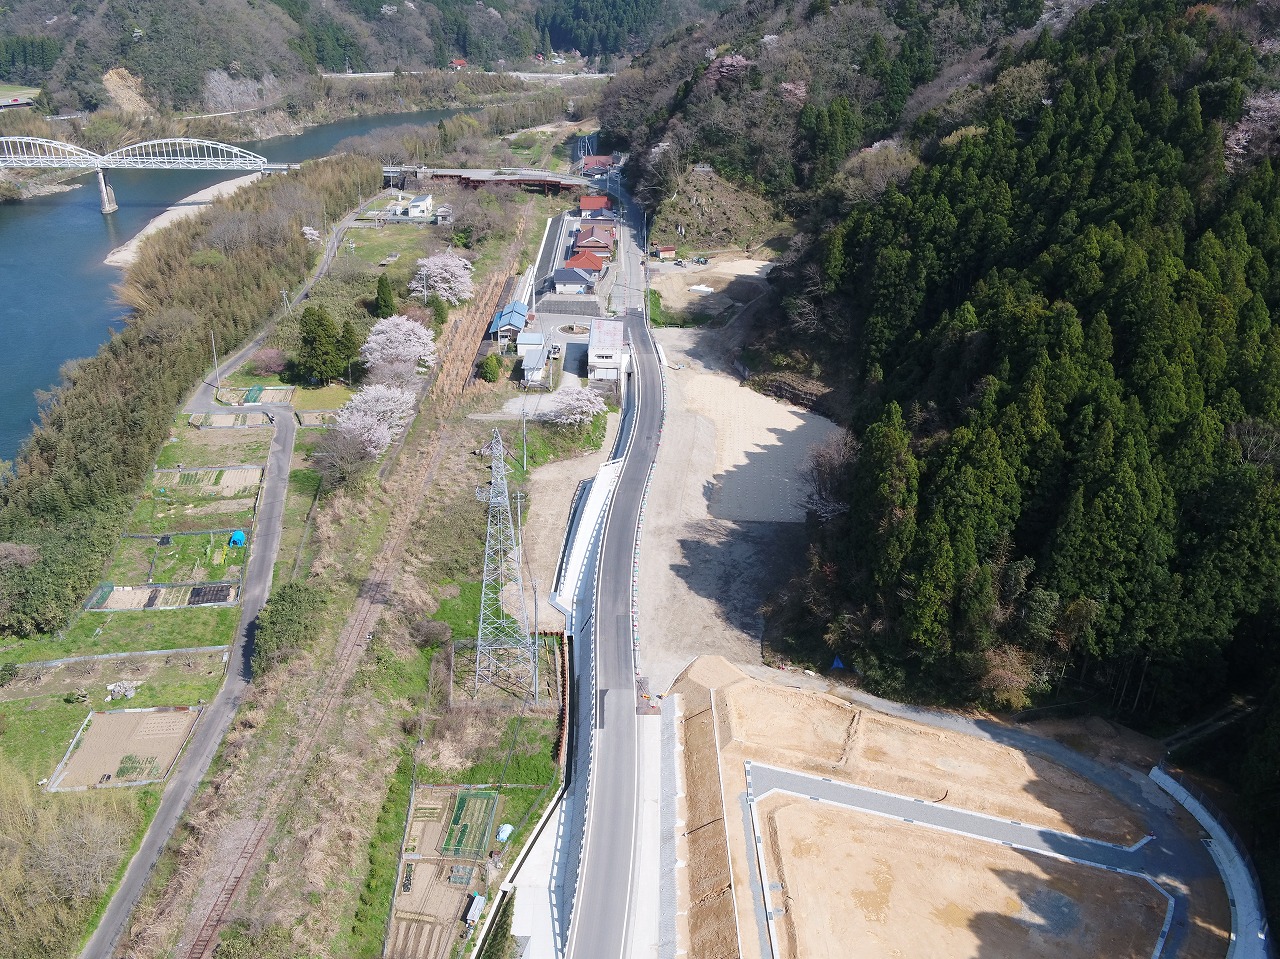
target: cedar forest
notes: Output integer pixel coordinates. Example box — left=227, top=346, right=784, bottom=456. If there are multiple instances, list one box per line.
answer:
left=771, top=0, right=1280, bottom=909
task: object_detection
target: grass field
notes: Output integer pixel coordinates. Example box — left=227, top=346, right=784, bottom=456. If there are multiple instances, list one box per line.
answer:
left=0, top=671, right=223, bottom=779
left=345, top=227, right=432, bottom=280
left=126, top=495, right=257, bottom=535
left=148, top=533, right=248, bottom=584
left=107, top=537, right=157, bottom=585
left=293, top=383, right=354, bottom=410
left=155, top=421, right=272, bottom=469
left=435, top=582, right=482, bottom=640
left=1, top=607, right=239, bottom=665
left=225, top=368, right=288, bottom=389
left=274, top=468, right=322, bottom=582
left=0, top=83, right=39, bottom=99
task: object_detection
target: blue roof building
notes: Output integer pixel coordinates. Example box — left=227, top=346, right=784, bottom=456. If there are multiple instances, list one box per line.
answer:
left=488, top=300, right=529, bottom=342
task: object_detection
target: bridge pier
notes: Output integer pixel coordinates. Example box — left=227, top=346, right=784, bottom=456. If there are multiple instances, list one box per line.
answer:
left=96, top=168, right=117, bottom=215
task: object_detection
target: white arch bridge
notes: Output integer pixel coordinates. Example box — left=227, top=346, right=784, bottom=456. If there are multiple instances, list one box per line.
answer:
left=0, top=136, right=297, bottom=213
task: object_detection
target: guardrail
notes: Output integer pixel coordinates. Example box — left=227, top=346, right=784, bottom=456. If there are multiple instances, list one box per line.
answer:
left=1151, top=763, right=1272, bottom=958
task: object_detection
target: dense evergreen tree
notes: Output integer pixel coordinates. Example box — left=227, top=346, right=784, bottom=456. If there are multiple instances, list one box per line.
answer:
left=775, top=0, right=1280, bottom=726
left=296, top=305, right=344, bottom=383
left=373, top=274, right=397, bottom=319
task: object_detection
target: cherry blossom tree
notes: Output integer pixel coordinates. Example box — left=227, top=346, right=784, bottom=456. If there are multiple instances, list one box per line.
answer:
left=360, top=315, right=438, bottom=369
left=410, top=252, right=475, bottom=306
left=335, top=384, right=417, bottom=454
left=541, top=385, right=607, bottom=430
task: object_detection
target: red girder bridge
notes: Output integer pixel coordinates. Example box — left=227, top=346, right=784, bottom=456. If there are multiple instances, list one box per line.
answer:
left=383, top=164, right=591, bottom=193
left=0, top=136, right=297, bottom=213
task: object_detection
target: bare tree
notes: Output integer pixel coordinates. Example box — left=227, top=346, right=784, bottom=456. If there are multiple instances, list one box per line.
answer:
left=803, top=429, right=859, bottom=520
left=314, top=429, right=377, bottom=487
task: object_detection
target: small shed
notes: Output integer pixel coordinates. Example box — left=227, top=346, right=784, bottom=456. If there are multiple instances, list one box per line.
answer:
left=228, top=530, right=247, bottom=547
left=515, top=331, right=545, bottom=358
left=434, top=204, right=454, bottom=224
left=407, top=194, right=434, bottom=218
left=523, top=346, right=551, bottom=384
left=654, top=245, right=677, bottom=261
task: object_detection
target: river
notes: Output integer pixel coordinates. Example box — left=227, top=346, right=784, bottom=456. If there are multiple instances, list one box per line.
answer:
left=0, top=108, right=458, bottom=461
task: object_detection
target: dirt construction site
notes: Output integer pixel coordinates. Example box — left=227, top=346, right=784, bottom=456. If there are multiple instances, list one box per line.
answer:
left=668, top=657, right=1231, bottom=959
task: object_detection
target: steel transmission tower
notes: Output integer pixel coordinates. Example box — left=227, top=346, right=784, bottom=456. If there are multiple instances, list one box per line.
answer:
left=473, top=429, right=538, bottom=700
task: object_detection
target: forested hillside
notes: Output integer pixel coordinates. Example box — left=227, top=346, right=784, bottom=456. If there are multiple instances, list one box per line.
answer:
left=0, top=0, right=714, bottom=112
left=699, top=0, right=1279, bottom=912
left=599, top=0, right=1046, bottom=202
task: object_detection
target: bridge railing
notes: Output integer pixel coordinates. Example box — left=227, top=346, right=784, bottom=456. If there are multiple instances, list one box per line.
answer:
left=0, top=136, right=269, bottom=170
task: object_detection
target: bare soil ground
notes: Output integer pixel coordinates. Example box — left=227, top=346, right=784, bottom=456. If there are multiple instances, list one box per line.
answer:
left=761, top=795, right=1166, bottom=959
left=670, top=657, right=1200, bottom=959
left=718, top=679, right=1144, bottom=844
left=638, top=324, right=838, bottom=692
left=649, top=259, right=773, bottom=316
left=52, top=707, right=199, bottom=789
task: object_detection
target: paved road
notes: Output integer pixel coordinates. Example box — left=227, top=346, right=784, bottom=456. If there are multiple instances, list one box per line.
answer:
left=83, top=405, right=295, bottom=958
left=565, top=193, right=661, bottom=959
left=77, top=206, right=357, bottom=959
left=748, top=764, right=1152, bottom=866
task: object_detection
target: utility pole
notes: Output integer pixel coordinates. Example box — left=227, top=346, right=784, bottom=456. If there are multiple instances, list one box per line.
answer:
left=211, top=330, right=222, bottom=390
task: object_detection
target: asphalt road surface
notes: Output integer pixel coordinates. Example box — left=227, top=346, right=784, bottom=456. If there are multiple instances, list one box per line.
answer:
left=566, top=195, right=662, bottom=959
left=76, top=213, right=354, bottom=958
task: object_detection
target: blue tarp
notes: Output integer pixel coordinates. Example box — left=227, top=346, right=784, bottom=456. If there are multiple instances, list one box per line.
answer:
left=496, top=823, right=514, bottom=843
left=228, top=530, right=247, bottom=547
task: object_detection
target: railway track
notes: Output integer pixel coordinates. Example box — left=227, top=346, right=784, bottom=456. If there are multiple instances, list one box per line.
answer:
left=178, top=208, right=533, bottom=959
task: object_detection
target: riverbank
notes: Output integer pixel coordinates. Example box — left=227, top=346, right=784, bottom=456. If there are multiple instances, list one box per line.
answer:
left=104, top=172, right=261, bottom=267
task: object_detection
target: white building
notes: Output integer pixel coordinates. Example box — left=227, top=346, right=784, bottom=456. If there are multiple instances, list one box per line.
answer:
left=523, top=346, right=551, bottom=385
left=515, top=331, right=545, bottom=358
left=407, top=194, right=434, bottom=218
left=587, top=318, right=628, bottom=380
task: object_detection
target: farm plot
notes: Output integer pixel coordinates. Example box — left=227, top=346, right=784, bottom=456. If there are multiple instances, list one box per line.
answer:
left=386, top=786, right=498, bottom=959
left=49, top=706, right=200, bottom=791
left=106, top=532, right=248, bottom=586
left=190, top=411, right=272, bottom=428
left=442, top=789, right=497, bottom=857
left=89, top=582, right=239, bottom=611
left=155, top=420, right=272, bottom=469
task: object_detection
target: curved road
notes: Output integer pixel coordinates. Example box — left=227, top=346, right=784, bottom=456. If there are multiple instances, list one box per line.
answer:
left=564, top=193, right=662, bottom=958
